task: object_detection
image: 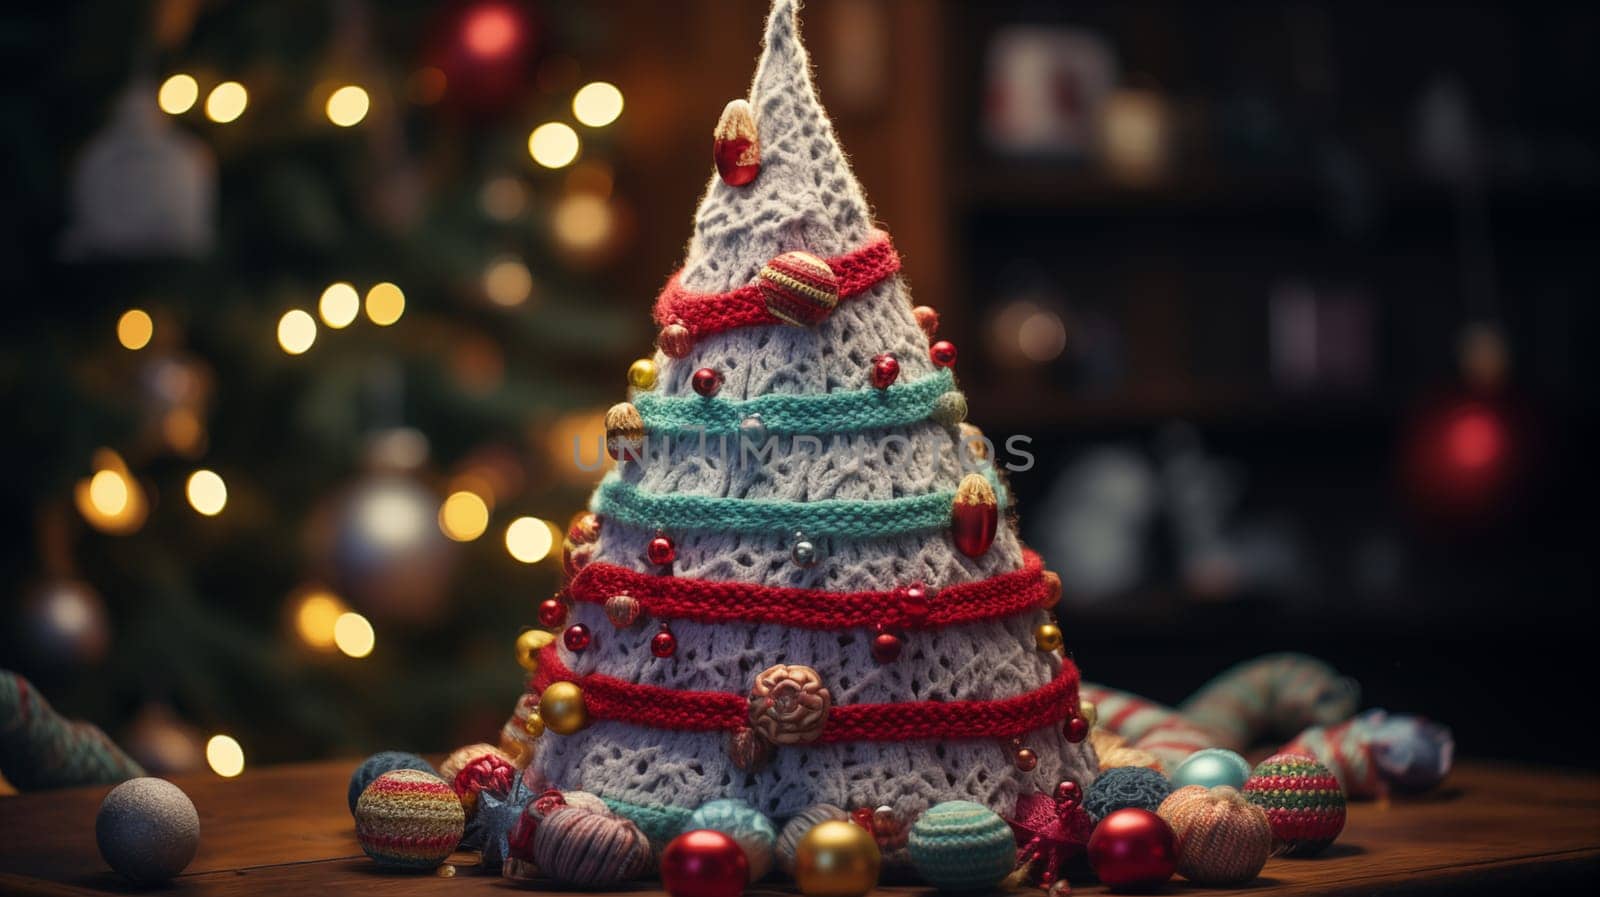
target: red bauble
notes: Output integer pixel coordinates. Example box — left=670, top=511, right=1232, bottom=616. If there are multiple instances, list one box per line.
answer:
left=951, top=474, right=999, bottom=558
left=1064, top=716, right=1090, bottom=744
left=563, top=623, right=591, bottom=652
left=659, top=323, right=694, bottom=359
left=870, top=631, right=903, bottom=664
left=851, top=806, right=876, bottom=830
left=929, top=340, right=958, bottom=368
left=693, top=368, right=724, bottom=397
left=648, top=535, right=677, bottom=566
left=538, top=598, right=568, bottom=627
left=870, top=353, right=900, bottom=389
left=912, top=305, right=940, bottom=338
left=661, top=829, right=749, bottom=897
left=712, top=100, right=761, bottom=188
left=651, top=624, right=678, bottom=658
left=1087, top=809, right=1177, bottom=891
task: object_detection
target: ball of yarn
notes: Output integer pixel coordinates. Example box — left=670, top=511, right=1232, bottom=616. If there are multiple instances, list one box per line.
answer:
left=1244, top=752, right=1346, bottom=856
left=1083, top=766, right=1174, bottom=820
left=347, top=751, right=433, bottom=815
left=532, top=804, right=652, bottom=887
left=1173, top=749, right=1252, bottom=791
left=449, top=746, right=517, bottom=817
left=355, top=769, right=465, bottom=870
left=777, top=804, right=847, bottom=876
left=688, top=798, right=777, bottom=882
left=1157, top=786, right=1272, bottom=884
left=95, top=777, right=200, bottom=882
left=906, top=800, right=1015, bottom=892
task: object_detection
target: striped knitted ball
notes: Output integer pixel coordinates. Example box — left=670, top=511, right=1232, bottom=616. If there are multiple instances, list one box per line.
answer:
left=759, top=250, right=840, bottom=326
left=907, top=800, right=1015, bottom=892
left=347, top=751, right=434, bottom=815
left=688, top=798, right=777, bottom=882
left=532, top=805, right=653, bottom=887
left=355, top=769, right=465, bottom=870
left=776, top=804, right=848, bottom=876
left=1157, top=786, right=1272, bottom=884
left=1083, top=765, right=1174, bottom=820
left=1243, top=752, right=1346, bottom=856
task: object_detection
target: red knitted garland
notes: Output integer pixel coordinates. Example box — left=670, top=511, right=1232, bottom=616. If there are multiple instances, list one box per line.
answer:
left=653, top=231, right=901, bottom=338
left=531, top=646, right=1081, bottom=743
left=570, top=550, right=1050, bottom=631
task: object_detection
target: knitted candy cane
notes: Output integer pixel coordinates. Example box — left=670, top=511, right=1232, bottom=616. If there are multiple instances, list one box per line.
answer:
left=1077, top=684, right=1217, bottom=773
left=1, top=671, right=143, bottom=790
left=1280, top=716, right=1380, bottom=798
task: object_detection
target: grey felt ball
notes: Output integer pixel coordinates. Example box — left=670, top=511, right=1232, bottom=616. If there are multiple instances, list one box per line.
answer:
left=95, top=777, right=200, bottom=882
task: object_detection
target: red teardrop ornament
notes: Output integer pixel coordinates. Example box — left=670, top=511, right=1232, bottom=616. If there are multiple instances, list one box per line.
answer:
left=651, top=624, right=677, bottom=658
left=538, top=598, right=568, bottom=628
left=713, top=99, right=761, bottom=187
left=1064, top=716, right=1090, bottom=744
left=692, top=368, right=723, bottom=397
left=870, top=353, right=900, bottom=389
left=563, top=623, right=591, bottom=652
left=951, top=474, right=998, bottom=558
left=851, top=807, right=875, bottom=830
left=658, top=323, right=693, bottom=359
left=647, top=535, right=676, bottom=566
left=929, top=340, right=958, bottom=368
left=870, top=631, right=904, bottom=664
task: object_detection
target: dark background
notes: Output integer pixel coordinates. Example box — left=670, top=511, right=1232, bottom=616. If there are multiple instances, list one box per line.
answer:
left=2, top=0, right=1594, bottom=783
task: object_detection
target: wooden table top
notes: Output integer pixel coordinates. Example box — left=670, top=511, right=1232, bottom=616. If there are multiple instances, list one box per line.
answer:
left=1, top=760, right=1596, bottom=896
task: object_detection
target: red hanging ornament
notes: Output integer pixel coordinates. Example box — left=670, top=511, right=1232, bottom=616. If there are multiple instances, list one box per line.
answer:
left=870, top=353, right=900, bottom=389
left=850, top=806, right=876, bottom=831
left=1015, top=746, right=1039, bottom=772
left=951, top=474, right=998, bottom=558
left=899, top=582, right=930, bottom=626
left=759, top=251, right=840, bottom=327
left=1009, top=784, right=1095, bottom=888
left=870, top=630, right=903, bottom=664
left=712, top=99, right=762, bottom=188
left=659, top=323, right=694, bottom=359
left=538, top=597, right=568, bottom=628
left=567, top=511, right=601, bottom=545
left=647, top=534, right=676, bottom=566
left=661, top=828, right=749, bottom=897
left=563, top=623, right=591, bottom=652
left=929, top=340, right=958, bottom=368
left=651, top=623, right=678, bottom=658
left=1063, top=716, right=1090, bottom=744
left=1086, top=809, right=1177, bottom=891
left=913, top=305, right=940, bottom=338
left=693, top=368, right=724, bottom=397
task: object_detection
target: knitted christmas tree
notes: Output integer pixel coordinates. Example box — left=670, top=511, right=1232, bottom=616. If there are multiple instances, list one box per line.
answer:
left=518, top=0, right=1097, bottom=856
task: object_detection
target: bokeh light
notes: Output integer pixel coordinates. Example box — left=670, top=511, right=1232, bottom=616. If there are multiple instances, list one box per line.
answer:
left=89, top=470, right=128, bottom=517
left=505, top=516, right=554, bottom=563
left=325, top=85, right=370, bottom=127
left=552, top=193, right=613, bottom=253
left=334, top=612, right=376, bottom=658
left=185, top=469, right=227, bottom=516
left=483, top=257, right=533, bottom=307
left=1018, top=309, right=1068, bottom=362
left=205, top=734, right=245, bottom=777
left=318, top=282, right=360, bottom=328
left=528, top=122, right=580, bottom=169
left=292, top=589, right=347, bottom=651
left=117, top=309, right=154, bottom=350
left=480, top=176, right=527, bottom=221
left=75, top=450, right=147, bottom=534
left=277, top=309, right=317, bottom=355
left=439, top=491, right=490, bottom=542
left=157, top=74, right=198, bottom=115
left=365, top=282, right=405, bottom=326
left=572, top=81, right=624, bottom=127
left=1447, top=407, right=1504, bottom=472
left=461, top=3, right=520, bottom=60
left=205, top=81, right=248, bottom=123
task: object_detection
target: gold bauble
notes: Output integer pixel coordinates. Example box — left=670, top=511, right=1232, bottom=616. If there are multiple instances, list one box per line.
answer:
left=538, top=681, right=589, bottom=735
left=523, top=710, right=546, bottom=739
left=794, top=820, right=880, bottom=897
left=1080, top=700, right=1099, bottom=728
left=1034, top=622, right=1063, bottom=652
left=627, top=358, right=658, bottom=390
left=515, top=629, right=555, bottom=671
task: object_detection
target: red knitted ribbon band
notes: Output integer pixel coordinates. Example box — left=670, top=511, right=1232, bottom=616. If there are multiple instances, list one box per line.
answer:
left=653, top=232, right=901, bottom=338
left=569, top=550, right=1049, bottom=631
left=532, top=646, right=1081, bottom=743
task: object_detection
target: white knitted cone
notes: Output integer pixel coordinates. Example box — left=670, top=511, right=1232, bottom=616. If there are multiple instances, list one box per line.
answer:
left=532, top=0, right=1097, bottom=848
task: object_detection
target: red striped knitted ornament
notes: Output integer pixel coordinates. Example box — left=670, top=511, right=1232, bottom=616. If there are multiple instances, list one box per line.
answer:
left=759, top=251, right=840, bottom=326
left=355, top=769, right=465, bottom=870
left=1243, top=752, right=1346, bottom=856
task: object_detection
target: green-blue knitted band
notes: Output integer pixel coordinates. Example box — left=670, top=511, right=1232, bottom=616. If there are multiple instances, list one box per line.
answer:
left=635, top=368, right=956, bottom=436
left=600, top=796, right=691, bottom=845
left=590, top=467, right=1006, bottom=540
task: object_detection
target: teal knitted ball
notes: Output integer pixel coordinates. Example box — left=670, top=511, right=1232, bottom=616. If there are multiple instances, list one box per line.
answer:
left=1172, top=749, right=1252, bottom=791
left=1084, top=766, right=1174, bottom=820
left=687, top=798, right=777, bottom=882
left=908, top=800, right=1015, bottom=891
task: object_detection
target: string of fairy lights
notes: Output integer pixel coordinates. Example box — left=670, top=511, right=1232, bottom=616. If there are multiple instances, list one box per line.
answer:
left=69, top=33, right=626, bottom=776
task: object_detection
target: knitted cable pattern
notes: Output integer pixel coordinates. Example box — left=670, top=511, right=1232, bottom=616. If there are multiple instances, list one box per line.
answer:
left=635, top=368, right=956, bottom=437
left=569, top=549, right=1049, bottom=631
left=654, top=231, right=900, bottom=338
left=532, top=645, right=1081, bottom=743
left=593, top=467, right=1004, bottom=539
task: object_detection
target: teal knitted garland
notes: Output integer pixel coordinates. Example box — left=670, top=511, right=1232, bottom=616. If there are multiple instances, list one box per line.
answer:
left=592, top=467, right=1006, bottom=540
left=908, top=800, right=1017, bottom=891
left=636, top=369, right=956, bottom=436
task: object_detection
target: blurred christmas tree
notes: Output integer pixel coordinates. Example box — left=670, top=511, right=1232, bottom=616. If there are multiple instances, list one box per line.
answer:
left=1, top=0, right=639, bottom=775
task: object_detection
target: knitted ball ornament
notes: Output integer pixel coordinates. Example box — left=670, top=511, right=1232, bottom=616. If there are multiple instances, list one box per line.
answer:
left=95, top=777, right=199, bottom=883
left=1083, top=766, right=1174, bottom=820
left=777, top=804, right=848, bottom=876
left=687, top=798, right=778, bottom=881
left=532, top=804, right=653, bottom=887
left=1157, top=786, right=1272, bottom=885
left=1244, top=752, right=1346, bottom=856
left=347, top=751, right=434, bottom=815
left=449, top=746, right=518, bottom=817
left=355, top=769, right=465, bottom=870
left=1172, top=749, right=1252, bottom=791
left=907, top=800, right=1015, bottom=892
